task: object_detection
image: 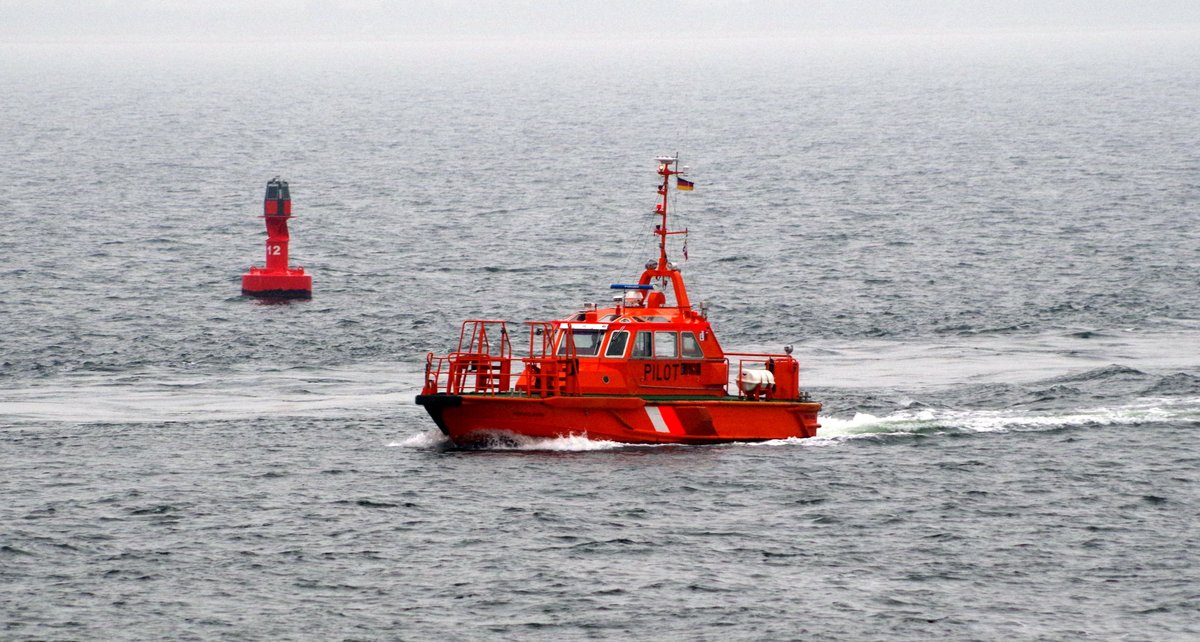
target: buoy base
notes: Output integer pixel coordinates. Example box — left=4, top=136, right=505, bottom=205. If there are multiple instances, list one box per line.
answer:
left=241, top=268, right=312, bottom=299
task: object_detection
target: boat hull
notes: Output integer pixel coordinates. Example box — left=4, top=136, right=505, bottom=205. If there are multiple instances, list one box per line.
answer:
left=415, top=393, right=821, bottom=447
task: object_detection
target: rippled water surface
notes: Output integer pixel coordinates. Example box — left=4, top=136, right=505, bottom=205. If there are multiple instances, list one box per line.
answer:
left=2, top=35, right=1199, bottom=640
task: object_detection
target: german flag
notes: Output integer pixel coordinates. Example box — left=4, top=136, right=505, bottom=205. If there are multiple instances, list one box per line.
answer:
left=676, top=177, right=694, bottom=191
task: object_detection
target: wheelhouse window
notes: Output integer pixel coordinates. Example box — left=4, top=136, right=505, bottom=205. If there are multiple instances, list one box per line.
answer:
left=681, top=332, right=703, bottom=358
left=654, top=331, right=677, bottom=358
left=605, top=330, right=630, bottom=358
left=557, top=329, right=604, bottom=357
left=631, top=331, right=652, bottom=358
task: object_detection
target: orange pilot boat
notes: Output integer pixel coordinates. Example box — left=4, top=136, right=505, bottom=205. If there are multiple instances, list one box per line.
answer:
left=416, top=156, right=821, bottom=447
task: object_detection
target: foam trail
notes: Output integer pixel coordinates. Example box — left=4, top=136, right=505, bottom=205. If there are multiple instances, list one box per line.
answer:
left=0, top=364, right=424, bottom=425
left=815, top=396, right=1200, bottom=441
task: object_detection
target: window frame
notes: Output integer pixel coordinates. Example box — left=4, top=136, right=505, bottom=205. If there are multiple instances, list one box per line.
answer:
left=653, top=330, right=678, bottom=359
left=630, top=330, right=653, bottom=359
left=604, top=329, right=630, bottom=358
left=556, top=328, right=605, bottom=357
left=680, top=331, right=703, bottom=359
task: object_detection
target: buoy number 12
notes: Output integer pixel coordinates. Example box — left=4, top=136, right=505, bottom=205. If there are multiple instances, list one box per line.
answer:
left=268, top=245, right=282, bottom=255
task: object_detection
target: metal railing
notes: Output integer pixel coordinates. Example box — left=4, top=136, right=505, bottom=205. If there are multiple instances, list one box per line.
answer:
left=422, top=322, right=809, bottom=402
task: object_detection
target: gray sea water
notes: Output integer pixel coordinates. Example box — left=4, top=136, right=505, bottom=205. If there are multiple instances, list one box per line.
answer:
left=2, top=33, right=1199, bottom=640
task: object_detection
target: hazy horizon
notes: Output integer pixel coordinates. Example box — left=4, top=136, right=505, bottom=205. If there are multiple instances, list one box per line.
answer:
left=3, top=1, right=1199, bottom=44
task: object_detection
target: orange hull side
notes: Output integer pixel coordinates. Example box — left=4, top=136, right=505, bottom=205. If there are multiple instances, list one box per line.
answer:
left=416, top=394, right=821, bottom=447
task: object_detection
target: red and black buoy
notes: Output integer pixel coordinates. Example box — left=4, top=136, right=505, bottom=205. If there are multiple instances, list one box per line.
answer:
left=241, top=178, right=312, bottom=299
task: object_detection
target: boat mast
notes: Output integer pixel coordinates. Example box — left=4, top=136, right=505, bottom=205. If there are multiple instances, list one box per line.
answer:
left=654, top=155, right=685, bottom=268
left=643, top=155, right=691, bottom=308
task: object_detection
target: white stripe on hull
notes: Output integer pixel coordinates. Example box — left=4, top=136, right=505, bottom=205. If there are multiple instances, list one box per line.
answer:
left=645, top=406, right=671, bottom=433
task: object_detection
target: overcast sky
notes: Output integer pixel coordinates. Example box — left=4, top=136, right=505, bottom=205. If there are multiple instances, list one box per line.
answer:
left=2, top=1, right=1198, bottom=43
